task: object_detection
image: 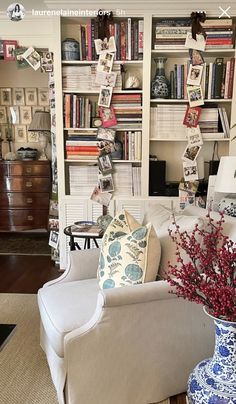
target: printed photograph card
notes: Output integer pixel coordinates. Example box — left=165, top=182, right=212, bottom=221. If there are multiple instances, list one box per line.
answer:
left=183, top=106, right=201, bottom=127
left=98, top=154, right=114, bottom=175
left=95, top=71, right=117, bottom=87
left=187, top=85, right=204, bottom=107
left=189, top=49, right=204, bottom=66
left=183, top=161, right=199, bottom=182
left=185, top=33, right=206, bottom=51
left=98, top=85, right=113, bottom=108
left=99, top=105, right=117, bottom=128
left=94, top=36, right=116, bottom=55
left=97, top=52, right=114, bottom=73
left=99, top=174, right=114, bottom=193
left=22, top=47, right=41, bottom=71
left=97, top=127, right=116, bottom=142
left=187, top=125, right=203, bottom=147
left=182, top=144, right=201, bottom=163
left=187, top=64, right=203, bottom=86
left=90, top=185, right=112, bottom=207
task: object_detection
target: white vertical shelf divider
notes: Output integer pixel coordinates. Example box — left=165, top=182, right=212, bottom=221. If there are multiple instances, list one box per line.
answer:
left=141, top=13, right=152, bottom=197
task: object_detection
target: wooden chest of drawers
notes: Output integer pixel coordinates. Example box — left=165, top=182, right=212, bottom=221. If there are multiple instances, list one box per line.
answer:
left=0, top=161, right=51, bottom=231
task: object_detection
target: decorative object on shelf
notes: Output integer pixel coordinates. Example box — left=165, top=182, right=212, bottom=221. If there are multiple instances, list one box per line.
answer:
left=124, top=68, right=141, bottom=89
left=151, top=57, right=169, bottom=99
left=28, top=111, right=51, bottom=160
left=62, top=38, right=80, bottom=61
left=214, top=156, right=236, bottom=215
left=16, top=147, right=38, bottom=160
left=110, top=139, right=123, bottom=160
left=167, top=212, right=236, bottom=403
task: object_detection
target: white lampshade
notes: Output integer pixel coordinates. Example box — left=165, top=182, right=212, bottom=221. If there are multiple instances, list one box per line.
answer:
left=214, top=156, right=236, bottom=193
left=28, top=111, right=51, bottom=132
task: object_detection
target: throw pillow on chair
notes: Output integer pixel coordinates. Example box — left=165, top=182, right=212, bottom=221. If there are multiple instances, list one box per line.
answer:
left=98, top=210, right=161, bottom=289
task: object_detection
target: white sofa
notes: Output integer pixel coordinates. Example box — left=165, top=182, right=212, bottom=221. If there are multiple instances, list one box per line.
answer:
left=38, top=206, right=236, bottom=404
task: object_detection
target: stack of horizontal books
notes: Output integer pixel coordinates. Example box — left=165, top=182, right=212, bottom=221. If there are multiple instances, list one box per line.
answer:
left=202, top=19, right=234, bottom=48
left=154, top=18, right=191, bottom=49
left=70, top=224, right=103, bottom=237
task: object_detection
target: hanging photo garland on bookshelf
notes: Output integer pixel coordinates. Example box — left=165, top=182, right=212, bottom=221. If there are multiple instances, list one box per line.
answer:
left=90, top=9, right=117, bottom=207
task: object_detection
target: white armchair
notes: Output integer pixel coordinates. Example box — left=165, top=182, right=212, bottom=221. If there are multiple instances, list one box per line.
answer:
left=38, top=248, right=215, bottom=404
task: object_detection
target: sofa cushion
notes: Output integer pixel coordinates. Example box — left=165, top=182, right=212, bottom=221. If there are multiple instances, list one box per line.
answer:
left=98, top=210, right=161, bottom=289
left=143, top=204, right=204, bottom=279
left=38, top=278, right=100, bottom=357
left=183, top=205, right=236, bottom=242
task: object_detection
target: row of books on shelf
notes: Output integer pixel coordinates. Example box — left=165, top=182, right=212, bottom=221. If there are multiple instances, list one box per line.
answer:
left=150, top=105, right=230, bottom=139
left=69, top=164, right=141, bottom=197
left=62, top=64, right=122, bottom=91
left=64, top=93, right=142, bottom=128
left=154, top=18, right=234, bottom=49
left=64, top=18, right=144, bottom=61
left=65, top=130, right=142, bottom=161
left=164, top=57, right=235, bottom=100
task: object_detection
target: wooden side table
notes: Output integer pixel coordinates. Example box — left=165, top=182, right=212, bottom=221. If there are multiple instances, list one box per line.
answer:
left=64, top=225, right=103, bottom=251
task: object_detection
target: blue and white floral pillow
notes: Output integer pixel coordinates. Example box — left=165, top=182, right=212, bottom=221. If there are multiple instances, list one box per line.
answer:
left=98, top=211, right=161, bottom=289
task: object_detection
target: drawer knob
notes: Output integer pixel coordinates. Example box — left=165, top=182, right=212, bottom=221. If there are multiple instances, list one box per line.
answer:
left=26, top=181, right=32, bottom=188
left=26, top=198, right=33, bottom=204
left=27, top=215, right=34, bottom=221
left=26, top=167, right=32, bottom=173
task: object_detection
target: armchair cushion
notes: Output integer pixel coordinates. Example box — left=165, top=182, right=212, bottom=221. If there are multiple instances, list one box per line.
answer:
left=98, top=211, right=161, bottom=289
left=38, top=278, right=100, bottom=357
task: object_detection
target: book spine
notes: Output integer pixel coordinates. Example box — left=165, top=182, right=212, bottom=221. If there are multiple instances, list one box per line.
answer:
left=177, top=64, right=181, bottom=99
left=184, top=63, right=188, bottom=99
left=138, top=20, right=144, bottom=60
left=87, top=22, right=92, bottom=61
left=227, top=57, right=235, bottom=99
left=127, top=18, right=132, bottom=61
left=211, top=63, right=216, bottom=99
left=120, top=21, right=126, bottom=61
left=208, top=62, right=213, bottom=100
left=205, top=64, right=209, bottom=98
left=221, top=63, right=226, bottom=98
left=181, top=64, right=184, bottom=99
left=174, top=64, right=177, bottom=99
left=214, top=59, right=224, bottom=99
left=91, top=19, right=95, bottom=60
left=77, top=24, right=82, bottom=61
left=131, top=19, right=134, bottom=60
left=133, top=20, right=138, bottom=60
left=170, top=70, right=175, bottom=99
left=224, top=60, right=231, bottom=99
left=81, top=26, right=86, bottom=60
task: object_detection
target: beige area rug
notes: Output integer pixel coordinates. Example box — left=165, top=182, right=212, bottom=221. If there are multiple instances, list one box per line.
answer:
left=0, top=293, right=170, bottom=404
left=0, top=293, right=57, bottom=404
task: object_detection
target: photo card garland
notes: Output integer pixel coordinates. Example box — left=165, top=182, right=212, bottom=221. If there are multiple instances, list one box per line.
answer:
left=90, top=13, right=117, bottom=207
left=180, top=11, right=207, bottom=208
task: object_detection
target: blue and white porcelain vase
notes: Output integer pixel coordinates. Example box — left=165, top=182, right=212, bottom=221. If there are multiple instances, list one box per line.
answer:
left=187, top=308, right=236, bottom=404
left=151, top=57, right=169, bottom=99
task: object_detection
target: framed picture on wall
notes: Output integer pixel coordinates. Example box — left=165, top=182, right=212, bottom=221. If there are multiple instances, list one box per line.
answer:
left=27, top=131, right=39, bottom=142
left=1, top=125, right=12, bottom=140
left=3, top=40, right=18, bottom=61
left=12, top=88, right=25, bottom=105
left=38, top=88, right=49, bottom=106
left=14, top=125, right=27, bottom=142
left=0, top=106, right=7, bottom=124
left=32, top=106, right=44, bottom=115
left=0, top=88, right=12, bottom=106
left=19, top=106, right=32, bottom=125
left=25, top=88, right=37, bottom=106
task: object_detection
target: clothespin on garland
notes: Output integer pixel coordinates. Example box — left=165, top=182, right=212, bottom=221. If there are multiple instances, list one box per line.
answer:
left=96, top=10, right=114, bottom=40
left=190, top=11, right=207, bottom=40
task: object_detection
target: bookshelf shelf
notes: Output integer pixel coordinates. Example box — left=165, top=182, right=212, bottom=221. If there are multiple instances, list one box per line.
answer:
left=62, top=90, right=143, bottom=94
left=64, top=127, right=143, bottom=131
left=150, top=138, right=229, bottom=142
left=65, top=159, right=142, bottom=163
left=150, top=99, right=232, bottom=103
left=151, top=49, right=235, bottom=57
left=62, top=60, right=143, bottom=65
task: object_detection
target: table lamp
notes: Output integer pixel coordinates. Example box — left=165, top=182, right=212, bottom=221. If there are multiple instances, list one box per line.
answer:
left=214, top=156, right=236, bottom=216
left=28, top=111, right=51, bottom=160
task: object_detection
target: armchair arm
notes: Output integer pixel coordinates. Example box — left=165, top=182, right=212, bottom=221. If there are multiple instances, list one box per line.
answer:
left=44, top=248, right=100, bottom=287
left=99, top=280, right=176, bottom=307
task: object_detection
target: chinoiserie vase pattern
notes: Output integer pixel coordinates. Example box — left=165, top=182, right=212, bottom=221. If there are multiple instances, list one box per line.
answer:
left=187, top=310, right=236, bottom=404
left=151, top=57, right=170, bottom=99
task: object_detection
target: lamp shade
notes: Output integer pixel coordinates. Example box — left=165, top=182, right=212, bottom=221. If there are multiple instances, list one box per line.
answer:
left=214, top=156, right=236, bottom=193
left=28, top=111, right=51, bottom=132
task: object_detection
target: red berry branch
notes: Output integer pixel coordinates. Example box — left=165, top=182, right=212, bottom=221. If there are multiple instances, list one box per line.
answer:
left=166, top=212, right=236, bottom=322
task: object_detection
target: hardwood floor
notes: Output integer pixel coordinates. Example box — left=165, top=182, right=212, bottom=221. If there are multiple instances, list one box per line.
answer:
left=0, top=254, right=187, bottom=404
